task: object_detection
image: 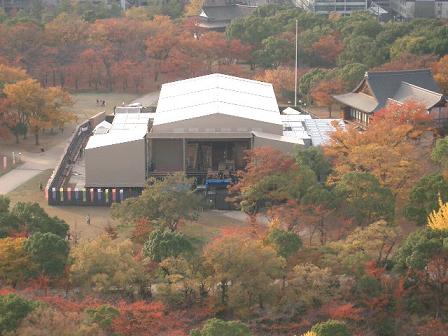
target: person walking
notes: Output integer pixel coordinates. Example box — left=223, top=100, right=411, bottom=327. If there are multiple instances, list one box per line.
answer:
left=86, top=214, right=91, bottom=225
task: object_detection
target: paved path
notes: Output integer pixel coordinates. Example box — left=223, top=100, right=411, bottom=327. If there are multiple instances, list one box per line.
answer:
left=0, top=138, right=71, bottom=194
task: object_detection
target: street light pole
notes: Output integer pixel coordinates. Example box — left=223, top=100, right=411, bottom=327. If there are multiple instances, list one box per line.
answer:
left=294, top=19, right=298, bottom=107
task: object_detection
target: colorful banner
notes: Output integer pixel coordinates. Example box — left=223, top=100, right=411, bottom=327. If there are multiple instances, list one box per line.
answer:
left=67, top=187, right=72, bottom=201
left=97, top=189, right=102, bottom=201
left=60, top=188, right=64, bottom=202
left=112, top=189, right=116, bottom=202
left=74, top=188, right=79, bottom=201
left=82, top=189, right=87, bottom=202
left=2, top=156, right=6, bottom=170
left=52, top=188, right=56, bottom=200
left=90, top=188, right=94, bottom=202
left=119, top=189, right=124, bottom=202
left=105, top=189, right=109, bottom=203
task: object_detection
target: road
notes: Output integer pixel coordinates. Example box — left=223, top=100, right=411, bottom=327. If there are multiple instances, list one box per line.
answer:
left=0, top=138, right=71, bottom=194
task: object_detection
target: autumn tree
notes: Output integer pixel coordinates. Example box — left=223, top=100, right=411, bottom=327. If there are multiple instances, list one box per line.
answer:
left=428, top=199, right=448, bottom=231
left=280, top=263, right=334, bottom=312
left=0, top=237, right=35, bottom=287
left=112, top=173, right=203, bottom=232
left=434, top=54, right=448, bottom=94
left=4, top=79, right=73, bottom=144
left=157, top=256, right=210, bottom=307
left=70, top=236, right=148, bottom=294
left=190, top=318, right=252, bottom=336
left=229, top=147, right=317, bottom=216
left=325, top=101, right=432, bottom=197
left=203, top=235, right=284, bottom=310
left=185, top=0, right=204, bottom=16
left=310, top=79, right=346, bottom=117
left=330, top=220, right=400, bottom=271
left=13, top=305, right=107, bottom=336
left=311, top=320, right=350, bottom=336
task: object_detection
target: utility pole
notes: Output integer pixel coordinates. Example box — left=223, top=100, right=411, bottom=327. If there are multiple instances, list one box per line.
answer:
left=294, top=19, right=298, bottom=107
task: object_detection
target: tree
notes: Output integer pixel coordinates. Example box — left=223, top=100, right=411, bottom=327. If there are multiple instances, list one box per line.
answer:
left=311, top=320, right=350, bottom=336
left=295, top=147, right=331, bottom=182
left=310, top=34, right=344, bottom=67
left=13, top=305, right=106, bottom=336
left=143, top=229, right=193, bottom=262
left=394, top=227, right=448, bottom=317
left=112, top=173, right=203, bottom=232
left=281, top=263, right=333, bottom=309
left=310, top=79, right=346, bottom=117
left=203, top=235, right=284, bottom=309
left=70, top=236, right=147, bottom=294
left=11, top=202, right=69, bottom=238
left=428, top=199, right=448, bottom=231
left=331, top=220, right=400, bottom=270
left=431, top=136, right=448, bottom=175
left=0, top=294, right=38, bottom=334
left=334, top=172, right=395, bottom=225
left=265, top=227, right=302, bottom=259
left=325, top=101, right=432, bottom=197
left=434, top=54, right=448, bottom=95
left=229, top=147, right=317, bottom=216
left=185, top=0, right=204, bottom=16
left=0, top=197, right=21, bottom=238
left=405, top=174, right=448, bottom=225
left=4, top=79, right=73, bottom=144
left=85, top=305, right=120, bottom=331
left=0, top=64, right=29, bottom=92
left=0, top=237, right=35, bottom=287
left=190, top=318, right=252, bottom=336
left=24, top=232, right=69, bottom=277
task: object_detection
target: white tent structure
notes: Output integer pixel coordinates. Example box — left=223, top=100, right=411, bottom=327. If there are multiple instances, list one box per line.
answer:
left=85, top=112, right=153, bottom=187
left=148, top=74, right=305, bottom=174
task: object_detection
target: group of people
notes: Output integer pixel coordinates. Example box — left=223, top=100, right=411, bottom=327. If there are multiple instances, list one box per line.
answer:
left=96, top=99, right=106, bottom=107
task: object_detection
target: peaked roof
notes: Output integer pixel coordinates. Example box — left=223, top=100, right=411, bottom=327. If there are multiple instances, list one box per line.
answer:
left=334, top=69, right=442, bottom=113
left=154, top=73, right=282, bottom=126
left=200, top=4, right=256, bottom=22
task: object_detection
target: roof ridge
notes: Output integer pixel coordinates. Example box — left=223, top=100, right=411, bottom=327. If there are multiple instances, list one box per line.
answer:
left=400, top=81, right=443, bottom=96
left=161, top=73, right=272, bottom=88
left=367, top=69, right=431, bottom=76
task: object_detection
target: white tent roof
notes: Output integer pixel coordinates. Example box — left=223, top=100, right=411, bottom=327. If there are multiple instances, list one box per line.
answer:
left=154, top=74, right=282, bottom=126
left=86, top=113, right=152, bottom=149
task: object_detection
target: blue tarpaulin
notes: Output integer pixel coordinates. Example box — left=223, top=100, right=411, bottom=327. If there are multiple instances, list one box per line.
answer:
left=205, top=179, right=231, bottom=189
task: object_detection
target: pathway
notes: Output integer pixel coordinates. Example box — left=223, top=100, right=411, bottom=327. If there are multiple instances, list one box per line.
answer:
left=0, top=138, right=71, bottom=194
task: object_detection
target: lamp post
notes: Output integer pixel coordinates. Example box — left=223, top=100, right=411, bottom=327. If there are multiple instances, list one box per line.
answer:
left=294, top=19, right=298, bottom=107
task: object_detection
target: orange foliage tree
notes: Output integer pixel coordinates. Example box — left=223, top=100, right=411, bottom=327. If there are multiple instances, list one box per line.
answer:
left=433, top=54, right=448, bottom=95
left=325, top=101, right=432, bottom=197
left=310, top=79, right=346, bottom=117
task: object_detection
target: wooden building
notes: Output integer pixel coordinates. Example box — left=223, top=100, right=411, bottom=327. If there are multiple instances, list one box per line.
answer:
left=333, top=69, right=448, bottom=128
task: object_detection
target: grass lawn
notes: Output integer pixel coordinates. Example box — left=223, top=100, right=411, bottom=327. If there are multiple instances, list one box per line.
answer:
left=69, top=92, right=140, bottom=121
left=7, top=169, right=115, bottom=241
